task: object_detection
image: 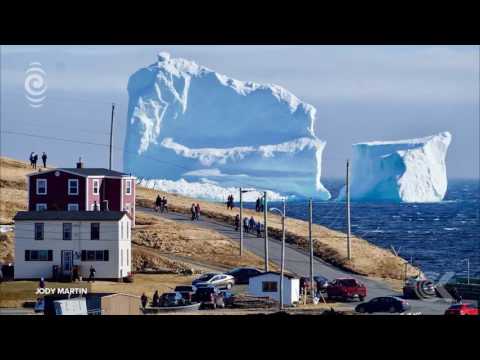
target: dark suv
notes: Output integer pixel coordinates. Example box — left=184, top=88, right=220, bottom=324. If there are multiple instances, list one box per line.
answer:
left=193, top=286, right=225, bottom=309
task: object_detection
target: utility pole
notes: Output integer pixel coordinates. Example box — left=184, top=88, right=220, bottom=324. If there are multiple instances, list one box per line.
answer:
left=109, top=103, right=115, bottom=170
left=239, top=188, right=243, bottom=256
left=280, top=200, right=286, bottom=311
left=264, top=191, right=269, bottom=272
left=346, top=160, right=352, bottom=260
left=309, top=199, right=314, bottom=301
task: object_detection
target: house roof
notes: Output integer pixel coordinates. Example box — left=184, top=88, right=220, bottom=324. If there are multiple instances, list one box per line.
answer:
left=27, top=168, right=134, bottom=178
left=249, top=271, right=297, bottom=280
left=13, top=211, right=129, bottom=222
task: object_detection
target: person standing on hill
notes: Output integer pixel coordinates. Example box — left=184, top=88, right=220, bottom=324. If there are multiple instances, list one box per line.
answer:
left=256, top=221, right=262, bottom=238
left=191, top=203, right=196, bottom=221
left=195, top=203, right=201, bottom=220
left=243, top=217, right=249, bottom=233
left=249, top=216, right=255, bottom=232
left=155, top=195, right=162, bottom=212
left=255, top=197, right=260, bottom=212
left=29, top=152, right=35, bottom=168
left=33, top=153, right=38, bottom=169
left=152, top=290, right=160, bottom=307
left=41, top=152, right=47, bottom=168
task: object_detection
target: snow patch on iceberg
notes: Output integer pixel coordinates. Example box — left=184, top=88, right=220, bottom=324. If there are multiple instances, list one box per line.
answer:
left=138, top=178, right=284, bottom=202
left=124, top=52, right=331, bottom=201
left=338, top=132, right=452, bottom=203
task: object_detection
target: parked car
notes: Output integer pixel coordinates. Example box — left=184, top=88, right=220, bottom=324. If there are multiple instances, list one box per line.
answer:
left=192, top=273, right=235, bottom=289
left=193, top=286, right=225, bottom=309
left=355, top=296, right=411, bottom=314
left=327, top=278, right=367, bottom=301
left=220, top=290, right=235, bottom=307
left=226, top=267, right=262, bottom=285
left=174, top=285, right=198, bottom=303
left=444, top=303, right=479, bottom=316
left=159, top=292, right=185, bottom=307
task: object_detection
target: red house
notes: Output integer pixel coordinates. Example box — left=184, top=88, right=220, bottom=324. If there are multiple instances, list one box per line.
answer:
left=27, top=161, right=136, bottom=225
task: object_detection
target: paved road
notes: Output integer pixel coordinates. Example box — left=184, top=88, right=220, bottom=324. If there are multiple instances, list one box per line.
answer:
left=140, top=207, right=451, bottom=315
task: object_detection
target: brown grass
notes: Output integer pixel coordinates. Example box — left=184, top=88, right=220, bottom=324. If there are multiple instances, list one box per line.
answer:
left=133, top=211, right=278, bottom=271
left=137, top=187, right=421, bottom=281
left=0, top=274, right=195, bottom=308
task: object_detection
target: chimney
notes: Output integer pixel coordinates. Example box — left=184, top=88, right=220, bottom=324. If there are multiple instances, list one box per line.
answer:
left=76, top=156, right=84, bottom=169
left=101, top=200, right=109, bottom=211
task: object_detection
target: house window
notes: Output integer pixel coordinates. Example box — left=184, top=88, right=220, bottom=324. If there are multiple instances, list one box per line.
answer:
left=68, top=179, right=79, bottom=195
left=81, top=250, right=109, bottom=262
left=25, top=250, right=52, bottom=261
left=34, top=223, right=44, bottom=240
left=36, top=203, right=47, bottom=211
left=262, top=281, right=278, bottom=292
left=67, top=203, right=79, bottom=211
left=125, top=179, right=132, bottom=195
left=36, top=179, right=47, bottom=195
left=92, top=179, right=100, bottom=195
left=63, top=223, right=72, bottom=240
left=90, top=223, right=100, bottom=240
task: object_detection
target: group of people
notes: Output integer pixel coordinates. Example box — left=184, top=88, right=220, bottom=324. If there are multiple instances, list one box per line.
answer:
left=191, top=203, right=201, bottom=221
left=255, top=197, right=265, bottom=212
left=226, top=194, right=235, bottom=210
left=154, top=195, right=169, bottom=213
left=234, top=214, right=263, bottom=237
left=29, top=152, right=48, bottom=169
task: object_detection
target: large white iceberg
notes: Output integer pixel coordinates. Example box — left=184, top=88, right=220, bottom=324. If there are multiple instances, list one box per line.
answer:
left=338, top=132, right=452, bottom=203
left=124, top=52, right=331, bottom=201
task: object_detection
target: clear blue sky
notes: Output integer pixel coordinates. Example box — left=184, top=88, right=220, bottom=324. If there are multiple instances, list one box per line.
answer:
left=1, top=45, right=478, bottom=178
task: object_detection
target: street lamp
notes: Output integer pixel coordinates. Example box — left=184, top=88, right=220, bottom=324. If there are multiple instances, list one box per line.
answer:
left=461, top=258, right=470, bottom=285
left=239, top=188, right=255, bottom=256
left=270, top=198, right=286, bottom=311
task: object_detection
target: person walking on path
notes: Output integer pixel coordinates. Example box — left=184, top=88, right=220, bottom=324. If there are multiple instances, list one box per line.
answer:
left=256, top=221, right=262, bottom=238
left=191, top=203, right=196, bottom=221
left=195, top=203, right=201, bottom=220
left=41, top=152, right=47, bottom=168
left=255, top=197, right=260, bottom=212
left=162, top=197, right=168, bottom=213
left=234, top=214, right=240, bottom=231
left=155, top=195, right=162, bottom=212
left=88, top=265, right=96, bottom=282
left=141, top=293, right=148, bottom=309
left=249, top=216, right=256, bottom=233
left=243, top=217, right=249, bottom=233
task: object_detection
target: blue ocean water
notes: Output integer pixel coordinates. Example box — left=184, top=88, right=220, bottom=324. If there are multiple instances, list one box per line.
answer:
left=246, top=179, right=480, bottom=277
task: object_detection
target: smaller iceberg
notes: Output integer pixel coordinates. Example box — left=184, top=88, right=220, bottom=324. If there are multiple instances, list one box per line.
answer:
left=338, top=132, right=452, bottom=203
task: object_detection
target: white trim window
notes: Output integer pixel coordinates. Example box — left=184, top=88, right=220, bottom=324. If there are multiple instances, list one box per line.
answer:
left=92, top=179, right=100, bottom=195
left=36, top=179, right=47, bottom=195
left=36, top=203, right=47, bottom=211
left=67, top=203, right=79, bottom=211
left=68, top=179, right=79, bottom=195
left=125, top=179, right=132, bottom=195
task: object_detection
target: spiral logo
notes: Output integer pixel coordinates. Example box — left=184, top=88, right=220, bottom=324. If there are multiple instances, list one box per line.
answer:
left=24, top=62, right=47, bottom=108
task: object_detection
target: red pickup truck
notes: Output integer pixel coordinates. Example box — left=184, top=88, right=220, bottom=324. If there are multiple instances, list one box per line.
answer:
left=327, top=278, right=367, bottom=301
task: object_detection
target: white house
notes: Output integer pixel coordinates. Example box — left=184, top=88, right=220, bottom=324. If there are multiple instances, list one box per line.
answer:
left=13, top=211, right=132, bottom=280
left=248, top=271, right=300, bottom=306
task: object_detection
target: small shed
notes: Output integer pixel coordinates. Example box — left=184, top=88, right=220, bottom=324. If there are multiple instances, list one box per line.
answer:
left=248, top=271, right=300, bottom=306
left=86, top=293, right=142, bottom=315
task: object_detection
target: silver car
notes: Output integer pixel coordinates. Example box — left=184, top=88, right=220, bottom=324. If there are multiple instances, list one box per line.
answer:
left=192, top=273, right=235, bottom=290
